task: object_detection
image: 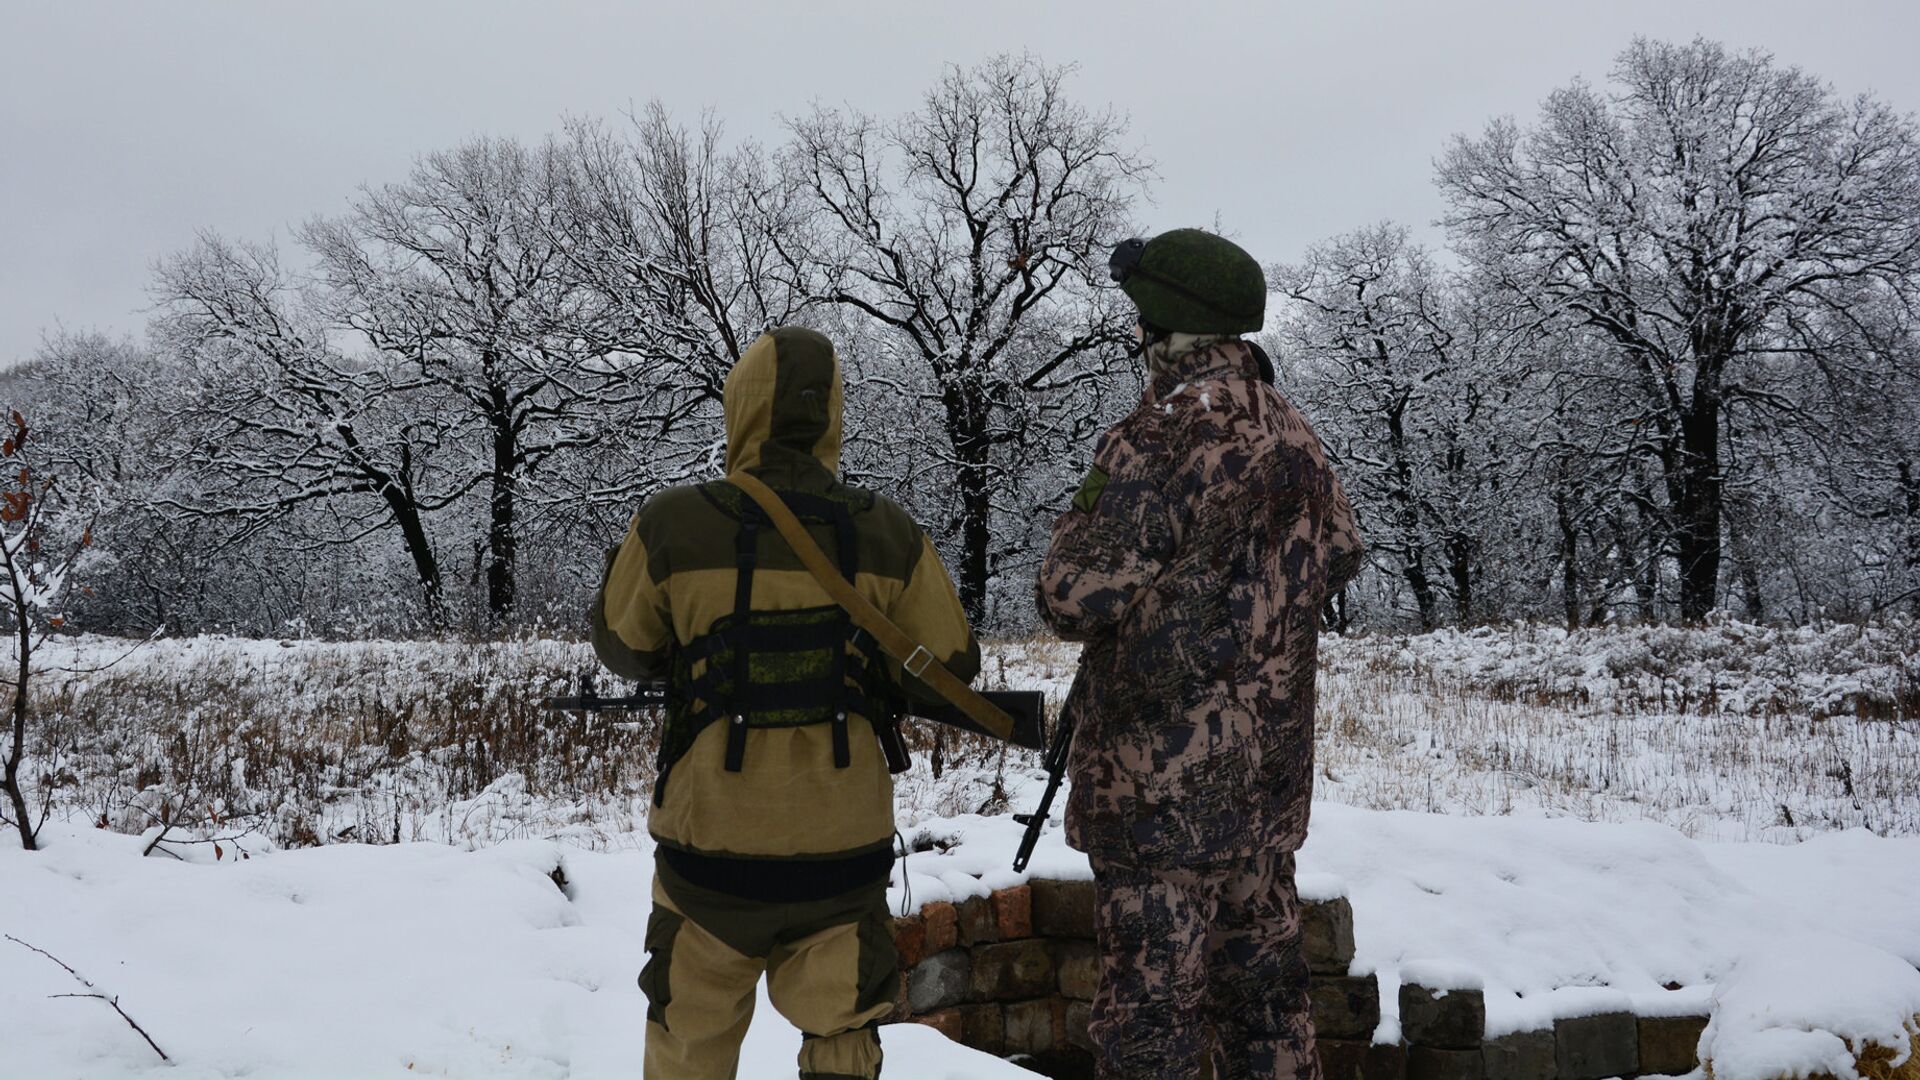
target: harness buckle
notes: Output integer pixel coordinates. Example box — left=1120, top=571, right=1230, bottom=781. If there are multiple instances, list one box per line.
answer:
left=903, top=645, right=934, bottom=678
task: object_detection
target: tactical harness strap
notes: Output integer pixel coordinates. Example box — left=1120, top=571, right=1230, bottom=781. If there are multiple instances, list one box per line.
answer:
left=725, top=517, right=758, bottom=773
left=655, top=479, right=926, bottom=798
left=729, top=471, right=1016, bottom=743
left=700, top=488, right=874, bottom=775
left=829, top=501, right=857, bottom=769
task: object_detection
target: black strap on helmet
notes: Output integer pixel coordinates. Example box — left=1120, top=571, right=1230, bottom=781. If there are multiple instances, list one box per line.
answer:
left=1107, top=236, right=1264, bottom=325
left=1107, top=237, right=1148, bottom=283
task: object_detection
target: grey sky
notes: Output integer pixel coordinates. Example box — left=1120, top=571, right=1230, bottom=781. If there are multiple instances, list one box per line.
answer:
left=4, top=0, right=1918, bottom=366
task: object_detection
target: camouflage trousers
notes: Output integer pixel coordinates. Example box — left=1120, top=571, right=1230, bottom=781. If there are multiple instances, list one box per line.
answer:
left=1090, top=849, right=1318, bottom=1080
left=641, top=857, right=899, bottom=1079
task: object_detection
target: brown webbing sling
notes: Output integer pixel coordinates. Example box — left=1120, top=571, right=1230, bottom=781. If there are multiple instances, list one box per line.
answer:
left=728, top=471, right=1015, bottom=742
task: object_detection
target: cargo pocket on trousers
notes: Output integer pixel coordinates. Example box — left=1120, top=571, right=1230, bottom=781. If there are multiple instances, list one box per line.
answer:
left=638, top=907, right=684, bottom=1030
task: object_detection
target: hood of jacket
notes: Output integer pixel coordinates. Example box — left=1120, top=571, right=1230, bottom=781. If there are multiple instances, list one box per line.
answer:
left=723, top=326, right=844, bottom=482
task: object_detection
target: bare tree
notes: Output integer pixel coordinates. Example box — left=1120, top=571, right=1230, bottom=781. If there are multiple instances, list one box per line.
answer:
left=153, top=236, right=455, bottom=627
left=1272, top=226, right=1532, bottom=628
left=1439, top=37, right=1920, bottom=620
left=301, top=136, right=658, bottom=626
left=784, top=54, right=1147, bottom=624
left=0, top=412, right=92, bottom=851
left=548, top=109, right=807, bottom=529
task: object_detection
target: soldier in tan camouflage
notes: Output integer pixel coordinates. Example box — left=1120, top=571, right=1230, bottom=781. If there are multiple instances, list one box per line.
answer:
left=1037, top=229, right=1364, bottom=1079
left=595, top=327, right=982, bottom=1080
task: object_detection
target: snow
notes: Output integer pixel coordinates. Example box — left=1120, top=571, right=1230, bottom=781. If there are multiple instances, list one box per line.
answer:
left=6, top=621, right=1918, bottom=1072
left=1700, top=936, right=1920, bottom=1080
left=886, top=801, right=1920, bottom=1044
left=1398, top=959, right=1483, bottom=993
left=10, top=804, right=1919, bottom=1073
left=0, top=825, right=1034, bottom=1079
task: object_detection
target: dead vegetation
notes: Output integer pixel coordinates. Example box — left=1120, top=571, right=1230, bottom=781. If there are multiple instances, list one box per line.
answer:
left=12, top=622, right=1917, bottom=851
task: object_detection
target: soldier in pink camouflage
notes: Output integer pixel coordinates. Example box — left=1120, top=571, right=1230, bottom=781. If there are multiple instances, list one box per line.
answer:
left=1038, top=229, right=1364, bottom=1079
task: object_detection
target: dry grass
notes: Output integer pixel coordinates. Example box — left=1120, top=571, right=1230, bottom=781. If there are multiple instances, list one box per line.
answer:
left=25, top=638, right=655, bottom=851
left=14, top=622, right=1917, bottom=851
left=1309, top=622, right=1920, bottom=841
left=1851, top=1028, right=1920, bottom=1080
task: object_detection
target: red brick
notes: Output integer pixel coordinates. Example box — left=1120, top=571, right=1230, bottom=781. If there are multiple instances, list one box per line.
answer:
left=957, top=895, right=1000, bottom=946
left=1065, top=1000, right=1093, bottom=1051
left=922, top=901, right=958, bottom=955
left=1055, top=939, right=1100, bottom=1000
left=1319, top=1039, right=1408, bottom=1080
left=959, top=1003, right=1007, bottom=1056
left=1031, top=878, right=1097, bottom=938
left=972, top=938, right=1057, bottom=1001
left=990, top=885, right=1034, bottom=939
left=892, top=914, right=928, bottom=968
left=913, top=1007, right=964, bottom=1041
left=1004, top=996, right=1070, bottom=1055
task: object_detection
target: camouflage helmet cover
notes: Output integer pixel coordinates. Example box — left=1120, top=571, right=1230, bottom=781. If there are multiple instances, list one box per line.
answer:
left=1109, top=228, right=1266, bottom=335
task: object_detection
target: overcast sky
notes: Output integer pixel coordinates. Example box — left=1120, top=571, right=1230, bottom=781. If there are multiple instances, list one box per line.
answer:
left=4, top=0, right=1918, bottom=366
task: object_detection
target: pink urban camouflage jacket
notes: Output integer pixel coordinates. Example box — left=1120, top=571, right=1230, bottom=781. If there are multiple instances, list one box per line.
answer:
left=1037, top=340, right=1364, bottom=867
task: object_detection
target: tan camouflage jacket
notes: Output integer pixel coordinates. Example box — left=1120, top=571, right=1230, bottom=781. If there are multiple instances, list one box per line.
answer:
left=1037, top=340, right=1363, bottom=867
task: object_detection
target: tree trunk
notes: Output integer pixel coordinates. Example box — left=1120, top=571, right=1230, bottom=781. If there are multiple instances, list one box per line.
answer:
left=338, top=428, right=445, bottom=629
left=1322, top=589, right=1349, bottom=634
left=944, top=381, right=993, bottom=627
left=487, top=367, right=526, bottom=626
left=1385, top=402, right=1436, bottom=630
left=363, top=463, right=444, bottom=628
left=1673, top=396, right=1723, bottom=623
left=390, top=497, right=447, bottom=628
left=1626, top=509, right=1659, bottom=617
left=485, top=398, right=519, bottom=627
left=1896, top=461, right=1920, bottom=617
left=1403, top=551, right=1439, bottom=632
left=958, top=468, right=991, bottom=627
left=1557, top=491, right=1581, bottom=632
left=4, top=612, right=37, bottom=851
left=1730, top=515, right=1766, bottom=622
left=1447, top=532, right=1474, bottom=623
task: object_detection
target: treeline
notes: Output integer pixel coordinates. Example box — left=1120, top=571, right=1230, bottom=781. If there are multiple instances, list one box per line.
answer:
left=7, top=41, right=1920, bottom=638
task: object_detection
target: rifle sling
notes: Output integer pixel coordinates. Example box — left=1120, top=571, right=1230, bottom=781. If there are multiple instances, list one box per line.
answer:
left=727, top=471, right=1015, bottom=742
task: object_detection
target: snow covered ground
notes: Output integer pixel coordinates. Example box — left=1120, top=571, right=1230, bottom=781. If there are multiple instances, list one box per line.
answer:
left=7, top=803, right=1919, bottom=1075
left=0, top=824, right=1034, bottom=1079
left=4, top=621, right=1917, bottom=1075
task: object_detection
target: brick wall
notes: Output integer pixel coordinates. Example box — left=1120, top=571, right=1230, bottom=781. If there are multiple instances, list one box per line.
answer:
left=886, top=879, right=1098, bottom=1077
left=885, top=879, right=1710, bottom=1080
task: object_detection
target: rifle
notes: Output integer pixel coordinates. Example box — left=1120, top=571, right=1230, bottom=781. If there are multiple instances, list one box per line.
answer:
left=1012, top=690, right=1076, bottom=873
left=543, top=676, right=1048, bottom=766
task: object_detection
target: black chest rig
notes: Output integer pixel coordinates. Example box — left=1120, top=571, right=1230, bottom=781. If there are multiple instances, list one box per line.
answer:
left=654, top=481, right=892, bottom=805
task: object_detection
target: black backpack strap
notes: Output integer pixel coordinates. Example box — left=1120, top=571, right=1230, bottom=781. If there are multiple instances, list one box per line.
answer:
left=725, top=513, right=758, bottom=773
left=827, top=502, right=859, bottom=769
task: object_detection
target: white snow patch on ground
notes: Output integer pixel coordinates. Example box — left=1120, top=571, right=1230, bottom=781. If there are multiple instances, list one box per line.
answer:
left=0, top=825, right=1033, bottom=1079
left=7, top=790, right=1920, bottom=1072
left=1701, top=936, right=1920, bottom=1080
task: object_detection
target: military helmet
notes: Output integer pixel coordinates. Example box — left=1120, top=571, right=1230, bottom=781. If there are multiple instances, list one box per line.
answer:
left=1108, top=228, right=1266, bottom=335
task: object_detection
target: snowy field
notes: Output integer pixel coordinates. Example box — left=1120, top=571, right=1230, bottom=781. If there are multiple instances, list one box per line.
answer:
left=3, top=621, right=1917, bottom=1075
left=1, top=824, right=1034, bottom=1079
left=16, top=620, right=1917, bottom=852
